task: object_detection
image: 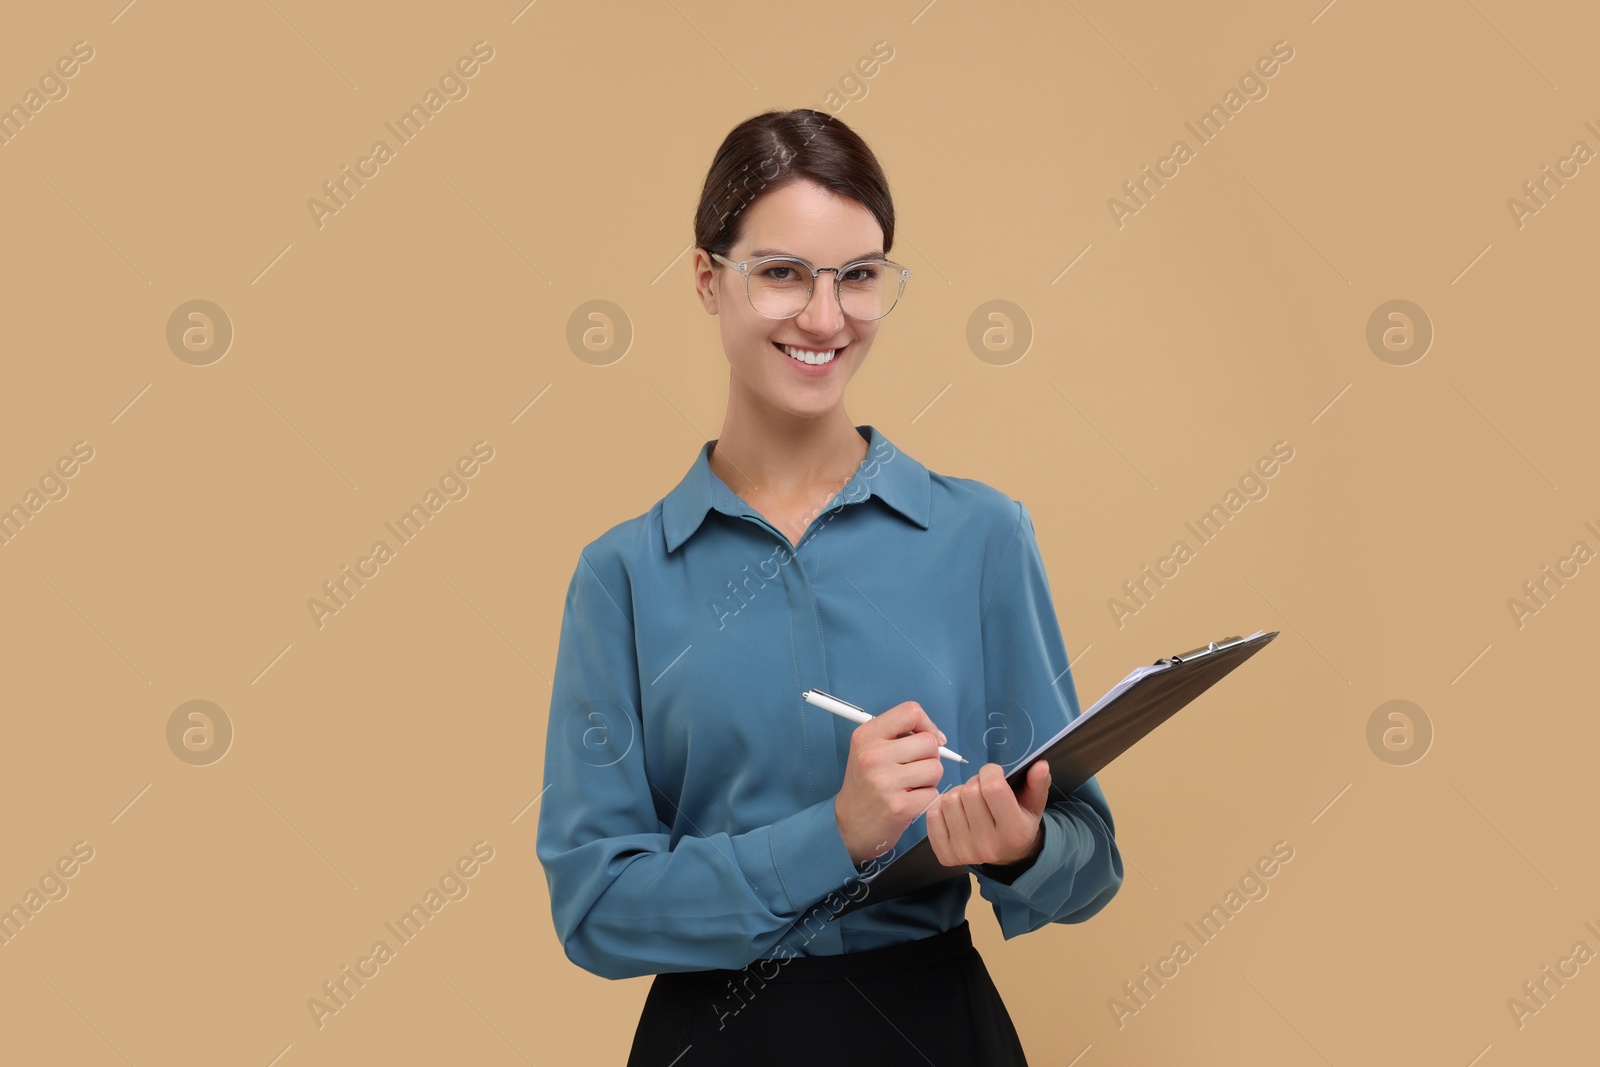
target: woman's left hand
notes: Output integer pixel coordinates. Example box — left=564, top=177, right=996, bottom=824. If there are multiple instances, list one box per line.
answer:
left=926, top=760, right=1051, bottom=869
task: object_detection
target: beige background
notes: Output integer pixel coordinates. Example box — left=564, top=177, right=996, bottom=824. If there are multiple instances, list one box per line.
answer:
left=2, top=0, right=1596, bottom=1063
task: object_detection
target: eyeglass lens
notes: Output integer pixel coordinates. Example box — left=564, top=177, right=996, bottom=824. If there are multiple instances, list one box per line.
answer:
left=746, top=258, right=904, bottom=320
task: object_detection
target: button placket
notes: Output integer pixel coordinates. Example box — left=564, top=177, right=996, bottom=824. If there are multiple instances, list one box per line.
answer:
left=735, top=510, right=852, bottom=954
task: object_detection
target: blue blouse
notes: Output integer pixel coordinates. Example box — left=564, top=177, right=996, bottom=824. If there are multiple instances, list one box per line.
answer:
left=537, top=424, right=1123, bottom=980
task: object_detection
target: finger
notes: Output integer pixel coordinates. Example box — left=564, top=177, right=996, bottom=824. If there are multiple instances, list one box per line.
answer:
left=882, top=730, right=950, bottom=770
left=1015, top=760, right=1052, bottom=819
left=905, top=784, right=941, bottom=820
left=972, top=774, right=1034, bottom=867
left=939, top=785, right=973, bottom=851
left=872, top=701, right=925, bottom=736
left=913, top=778, right=948, bottom=822
left=961, top=776, right=1001, bottom=847
left=855, top=719, right=946, bottom=768
left=977, top=763, right=1033, bottom=841
left=911, top=706, right=946, bottom=743
left=926, top=798, right=951, bottom=864
left=875, top=701, right=946, bottom=745
left=870, top=745, right=949, bottom=796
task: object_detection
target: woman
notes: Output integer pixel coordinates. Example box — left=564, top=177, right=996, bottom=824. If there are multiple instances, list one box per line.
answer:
left=537, top=108, right=1124, bottom=1065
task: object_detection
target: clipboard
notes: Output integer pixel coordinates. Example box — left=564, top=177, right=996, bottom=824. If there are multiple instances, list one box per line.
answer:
left=831, top=629, right=1278, bottom=918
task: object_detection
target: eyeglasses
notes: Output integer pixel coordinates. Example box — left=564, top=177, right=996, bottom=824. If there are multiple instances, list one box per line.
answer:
left=710, top=251, right=911, bottom=321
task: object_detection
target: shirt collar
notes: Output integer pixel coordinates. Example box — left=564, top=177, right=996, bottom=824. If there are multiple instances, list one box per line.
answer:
left=662, top=424, right=931, bottom=554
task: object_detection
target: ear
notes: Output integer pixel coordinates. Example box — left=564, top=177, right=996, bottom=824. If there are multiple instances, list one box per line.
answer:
left=692, top=249, right=720, bottom=315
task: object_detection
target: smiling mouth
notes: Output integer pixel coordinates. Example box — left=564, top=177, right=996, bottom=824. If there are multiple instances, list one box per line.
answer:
left=774, top=342, right=844, bottom=366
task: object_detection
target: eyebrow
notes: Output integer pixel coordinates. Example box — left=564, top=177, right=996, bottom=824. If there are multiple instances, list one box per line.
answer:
left=746, top=248, right=887, bottom=263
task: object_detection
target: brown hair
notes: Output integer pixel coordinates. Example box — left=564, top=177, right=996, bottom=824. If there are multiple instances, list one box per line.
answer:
left=694, top=108, right=895, bottom=264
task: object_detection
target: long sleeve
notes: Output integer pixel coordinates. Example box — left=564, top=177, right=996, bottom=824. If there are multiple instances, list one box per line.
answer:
left=968, top=501, right=1124, bottom=938
left=535, top=549, right=861, bottom=980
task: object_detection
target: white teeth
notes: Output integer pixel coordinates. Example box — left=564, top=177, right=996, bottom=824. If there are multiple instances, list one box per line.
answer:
left=782, top=344, right=837, bottom=365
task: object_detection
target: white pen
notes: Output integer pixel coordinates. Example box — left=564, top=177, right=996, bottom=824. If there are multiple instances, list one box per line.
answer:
left=801, top=688, right=969, bottom=763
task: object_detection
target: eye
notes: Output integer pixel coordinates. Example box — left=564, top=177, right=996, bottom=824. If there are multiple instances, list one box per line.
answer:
left=842, top=265, right=881, bottom=285
left=755, top=261, right=809, bottom=284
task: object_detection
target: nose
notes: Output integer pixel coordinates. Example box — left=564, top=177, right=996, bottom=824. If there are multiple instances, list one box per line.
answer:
left=793, top=272, right=845, bottom=337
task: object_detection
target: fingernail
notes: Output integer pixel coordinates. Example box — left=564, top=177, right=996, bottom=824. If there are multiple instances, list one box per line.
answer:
left=938, top=731, right=947, bottom=745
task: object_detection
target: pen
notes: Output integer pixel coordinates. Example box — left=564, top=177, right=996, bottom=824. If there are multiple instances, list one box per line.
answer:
left=800, top=688, right=969, bottom=763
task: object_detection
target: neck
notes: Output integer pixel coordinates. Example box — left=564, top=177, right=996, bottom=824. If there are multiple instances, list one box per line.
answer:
left=709, top=402, right=868, bottom=500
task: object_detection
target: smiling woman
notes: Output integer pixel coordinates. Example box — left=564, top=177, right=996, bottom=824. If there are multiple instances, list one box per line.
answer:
left=537, top=109, right=1123, bottom=1066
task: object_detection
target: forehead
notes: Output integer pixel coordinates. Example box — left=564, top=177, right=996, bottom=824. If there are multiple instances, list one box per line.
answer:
left=737, top=180, right=882, bottom=260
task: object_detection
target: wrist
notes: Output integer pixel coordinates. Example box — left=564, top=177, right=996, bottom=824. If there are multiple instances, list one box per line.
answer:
left=1011, top=822, right=1046, bottom=865
left=834, top=795, right=869, bottom=866
left=983, top=823, right=1046, bottom=883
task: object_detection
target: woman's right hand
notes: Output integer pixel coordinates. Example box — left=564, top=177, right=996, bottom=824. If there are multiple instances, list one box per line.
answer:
left=833, top=701, right=948, bottom=866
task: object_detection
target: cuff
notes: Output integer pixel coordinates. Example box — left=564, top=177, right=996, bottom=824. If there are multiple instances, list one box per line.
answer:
left=757, top=795, right=861, bottom=914
left=972, top=811, right=1068, bottom=901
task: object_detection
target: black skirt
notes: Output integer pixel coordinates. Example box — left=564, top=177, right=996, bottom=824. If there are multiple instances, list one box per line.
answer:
left=625, top=920, right=1030, bottom=1066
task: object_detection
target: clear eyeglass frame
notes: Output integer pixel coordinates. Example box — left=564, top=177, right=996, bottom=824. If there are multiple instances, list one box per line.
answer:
left=709, top=250, right=912, bottom=321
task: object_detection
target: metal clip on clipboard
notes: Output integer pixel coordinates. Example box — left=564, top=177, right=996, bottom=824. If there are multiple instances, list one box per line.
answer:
left=1157, top=632, right=1257, bottom=666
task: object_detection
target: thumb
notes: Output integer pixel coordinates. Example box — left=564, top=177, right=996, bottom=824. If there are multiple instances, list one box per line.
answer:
left=1017, top=760, right=1052, bottom=819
